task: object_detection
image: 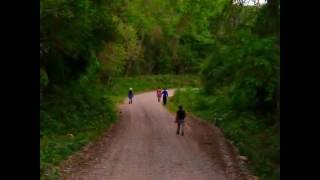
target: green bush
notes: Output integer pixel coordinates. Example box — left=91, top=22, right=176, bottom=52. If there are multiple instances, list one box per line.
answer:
left=201, top=31, right=279, bottom=115
left=40, top=68, right=49, bottom=89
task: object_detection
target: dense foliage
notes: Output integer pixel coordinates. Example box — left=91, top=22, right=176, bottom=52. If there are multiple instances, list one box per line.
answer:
left=41, top=0, right=279, bottom=84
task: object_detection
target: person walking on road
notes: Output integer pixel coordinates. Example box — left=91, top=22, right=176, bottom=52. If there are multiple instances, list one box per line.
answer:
left=128, top=88, right=134, bottom=104
left=162, top=88, right=168, bottom=105
left=175, top=105, right=186, bottom=136
left=156, top=88, right=162, bottom=102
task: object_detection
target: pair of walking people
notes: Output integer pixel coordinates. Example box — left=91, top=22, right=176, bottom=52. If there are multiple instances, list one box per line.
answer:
left=156, top=88, right=169, bottom=105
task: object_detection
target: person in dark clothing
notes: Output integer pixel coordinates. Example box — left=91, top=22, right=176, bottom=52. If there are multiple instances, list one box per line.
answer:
left=175, top=105, right=186, bottom=136
left=128, top=88, right=134, bottom=104
left=162, top=88, right=168, bottom=105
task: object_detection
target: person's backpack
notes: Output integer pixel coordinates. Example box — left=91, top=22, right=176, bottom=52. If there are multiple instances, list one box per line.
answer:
left=177, top=110, right=186, bottom=120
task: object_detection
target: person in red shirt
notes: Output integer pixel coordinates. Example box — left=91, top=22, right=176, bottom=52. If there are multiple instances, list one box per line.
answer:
left=156, top=88, right=162, bottom=102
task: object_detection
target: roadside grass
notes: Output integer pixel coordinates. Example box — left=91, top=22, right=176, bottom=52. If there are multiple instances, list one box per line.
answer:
left=169, top=88, right=279, bottom=180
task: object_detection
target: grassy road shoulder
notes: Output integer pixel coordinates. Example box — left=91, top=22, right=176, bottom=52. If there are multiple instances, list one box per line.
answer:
left=168, top=88, right=279, bottom=180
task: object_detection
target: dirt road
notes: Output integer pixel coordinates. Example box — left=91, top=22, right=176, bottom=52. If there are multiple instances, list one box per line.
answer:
left=61, top=90, right=248, bottom=180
